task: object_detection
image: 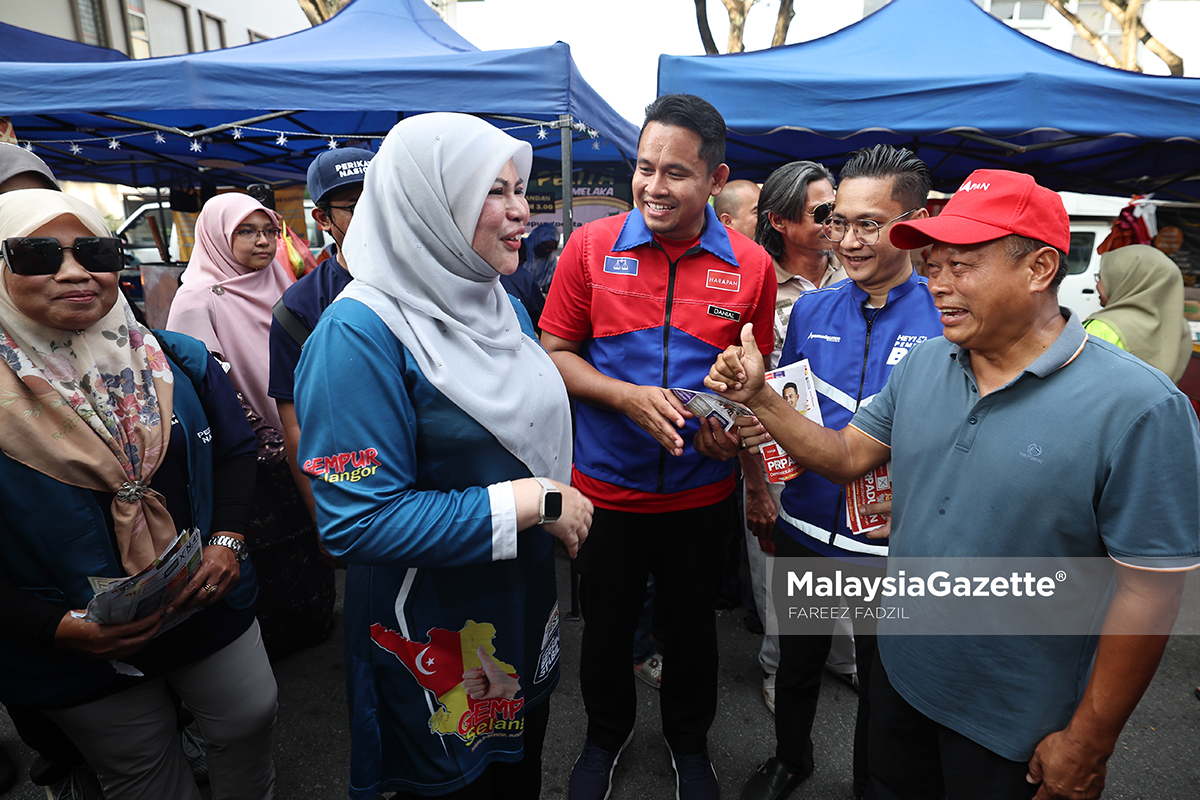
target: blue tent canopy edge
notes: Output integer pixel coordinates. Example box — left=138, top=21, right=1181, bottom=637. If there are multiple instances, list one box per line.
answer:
left=1, top=0, right=639, bottom=204
left=657, top=0, right=1200, bottom=200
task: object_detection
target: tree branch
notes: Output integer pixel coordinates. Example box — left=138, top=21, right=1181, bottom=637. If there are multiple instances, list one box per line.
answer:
left=297, top=0, right=326, bottom=25
left=296, top=0, right=347, bottom=25
left=1141, top=28, right=1184, bottom=75
left=1100, top=0, right=1183, bottom=74
left=720, top=0, right=758, bottom=54
left=772, top=0, right=795, bottom=48
left=1120, top=0, right=1145, bottom=71
left=695, top=0, right=719, bottom=55
left=1045, top=0, right=1120, bottom=68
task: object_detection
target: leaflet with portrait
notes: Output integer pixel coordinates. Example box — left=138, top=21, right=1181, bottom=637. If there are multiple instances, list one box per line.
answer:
left=760, top=359, right=822, bottom=483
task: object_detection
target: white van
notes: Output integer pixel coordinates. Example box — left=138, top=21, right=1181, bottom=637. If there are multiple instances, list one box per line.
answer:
left=116, top=202, right=178, bottom=265
left=1058, top=219, right=1111, bottom=319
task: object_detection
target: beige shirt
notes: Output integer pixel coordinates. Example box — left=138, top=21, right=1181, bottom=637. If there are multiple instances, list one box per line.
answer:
left=772, top=256, right=846, bottom=366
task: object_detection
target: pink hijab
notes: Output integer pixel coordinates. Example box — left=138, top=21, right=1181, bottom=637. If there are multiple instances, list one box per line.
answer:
left=166, top=193, right=294, bottom=433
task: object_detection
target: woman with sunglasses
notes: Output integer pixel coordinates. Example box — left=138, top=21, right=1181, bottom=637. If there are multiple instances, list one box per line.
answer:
left=168, top=193, right=334, bottom=659
left=0, top=189, right=276, bottom=799
left=294, top=113, right=592, bottom=799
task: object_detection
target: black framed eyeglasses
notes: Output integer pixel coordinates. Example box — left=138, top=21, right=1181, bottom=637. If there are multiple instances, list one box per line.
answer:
left=325, top=201, right=358, bottom=215
left=232, top=226, right=282, bottom=241
left=2, top=237, right=124, bottom=276
left=823, top=208, right=920, bottom=245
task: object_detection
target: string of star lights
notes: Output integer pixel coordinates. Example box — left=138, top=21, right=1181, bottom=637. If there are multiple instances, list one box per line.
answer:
left=15, top=119, right=608, bottom=157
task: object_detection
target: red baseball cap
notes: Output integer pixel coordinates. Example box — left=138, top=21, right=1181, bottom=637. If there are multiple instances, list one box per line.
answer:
left=890, top=169, right=1069, bottom=253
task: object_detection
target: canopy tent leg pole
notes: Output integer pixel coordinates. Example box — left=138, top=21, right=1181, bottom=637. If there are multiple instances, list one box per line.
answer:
left=559, top=114, right=574, bottom=245
left=155, top=184, right=170, bottom=263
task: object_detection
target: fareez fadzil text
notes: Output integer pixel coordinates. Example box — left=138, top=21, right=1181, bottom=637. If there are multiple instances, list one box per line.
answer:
left=787, top=570, right=1059, bottom=603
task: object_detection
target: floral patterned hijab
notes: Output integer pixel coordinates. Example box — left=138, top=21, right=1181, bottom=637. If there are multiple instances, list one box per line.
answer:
left=0, top=190, right=179, bottom=575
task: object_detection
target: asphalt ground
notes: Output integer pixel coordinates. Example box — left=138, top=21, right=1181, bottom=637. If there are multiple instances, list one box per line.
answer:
left=2, top=553, right=1197, bottom=799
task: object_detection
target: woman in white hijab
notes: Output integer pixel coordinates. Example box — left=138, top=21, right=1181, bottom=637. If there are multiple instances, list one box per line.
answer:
left=295, top=113, right=591, bottom=799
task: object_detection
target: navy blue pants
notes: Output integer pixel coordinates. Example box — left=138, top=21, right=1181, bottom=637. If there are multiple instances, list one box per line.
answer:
left=867, top=655, right=1037, bottom=800
left=773, top=529, right=879, bottom=796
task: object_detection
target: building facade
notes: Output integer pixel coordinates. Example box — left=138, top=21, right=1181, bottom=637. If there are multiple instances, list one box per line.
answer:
left=2, top=0, right=310, bottom=58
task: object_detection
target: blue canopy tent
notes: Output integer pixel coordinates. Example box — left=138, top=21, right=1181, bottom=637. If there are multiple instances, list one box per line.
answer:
left=0, top=21, right=129, bottom=62
left=1, top=0, right=638, bottom=234
left=658, top=0, right=1200, bottom=200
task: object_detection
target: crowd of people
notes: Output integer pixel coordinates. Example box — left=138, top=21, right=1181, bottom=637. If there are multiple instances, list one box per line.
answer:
left=0, top=89, right=1197, bottom=800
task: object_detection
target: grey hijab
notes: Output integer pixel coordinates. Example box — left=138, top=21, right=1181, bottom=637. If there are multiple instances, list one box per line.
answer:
left=338, top=113, right=572, bottom=482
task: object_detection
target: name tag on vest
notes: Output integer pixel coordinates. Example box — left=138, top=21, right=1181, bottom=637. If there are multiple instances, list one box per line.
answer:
left=604, top=256, right=638, bottom=275
left=707, top=305, right=741, bottom=322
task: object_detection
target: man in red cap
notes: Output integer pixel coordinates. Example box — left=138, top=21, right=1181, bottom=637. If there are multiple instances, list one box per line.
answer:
left=706, top=168, right=1200, bottom=799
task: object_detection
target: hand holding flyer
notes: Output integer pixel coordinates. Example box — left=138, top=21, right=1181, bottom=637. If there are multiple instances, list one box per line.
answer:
left=86, top=527, right=204, bottom=635
left=670, top=388, right=751, bottom=432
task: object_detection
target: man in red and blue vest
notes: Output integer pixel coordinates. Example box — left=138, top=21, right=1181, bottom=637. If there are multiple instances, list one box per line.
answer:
left=540, top=94, right=775, bottom=800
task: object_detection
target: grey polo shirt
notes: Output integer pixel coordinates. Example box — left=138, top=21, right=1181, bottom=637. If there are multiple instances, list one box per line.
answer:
left=851, top=310, right=1200, bottom=760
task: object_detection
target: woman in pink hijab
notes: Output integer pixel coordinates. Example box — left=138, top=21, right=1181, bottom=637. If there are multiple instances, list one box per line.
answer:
left=167, top=193, right=294, bottom=433
left=167, top=194, right=332, bottom=659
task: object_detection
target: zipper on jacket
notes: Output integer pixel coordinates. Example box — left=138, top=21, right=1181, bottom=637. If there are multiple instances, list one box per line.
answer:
left=830, top=300, right=882, bottom=543
left=654, top=241, right=704, bottom=494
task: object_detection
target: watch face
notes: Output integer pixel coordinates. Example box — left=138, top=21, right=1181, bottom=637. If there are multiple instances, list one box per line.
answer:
left=544, top=491, right=563, bottom=520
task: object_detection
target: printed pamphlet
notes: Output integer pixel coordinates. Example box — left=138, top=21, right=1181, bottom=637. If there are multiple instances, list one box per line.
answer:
left=670, top=388, right=751, bottom=432
left=760, top=359, right=823, bottom=483
left=846, top=462, right=892, bottom=535
left=86, top=527, right=203, bottom=635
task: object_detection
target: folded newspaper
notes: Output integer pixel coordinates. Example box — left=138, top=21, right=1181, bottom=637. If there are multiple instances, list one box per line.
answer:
left=670, top=388, right=751, bottom=432
left=760, top=359, right=823, bottom=483
left=86, top=527, right=203, bottom=635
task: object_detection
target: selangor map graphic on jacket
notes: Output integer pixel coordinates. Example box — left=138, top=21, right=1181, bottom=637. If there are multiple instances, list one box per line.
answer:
left=371, top=620, right=525, bottom=744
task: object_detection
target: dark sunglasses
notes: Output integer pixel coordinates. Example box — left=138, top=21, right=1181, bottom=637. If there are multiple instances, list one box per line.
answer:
left=811, top=201, right=835, bottom=225
left=2, top=237, right=124, bottom=276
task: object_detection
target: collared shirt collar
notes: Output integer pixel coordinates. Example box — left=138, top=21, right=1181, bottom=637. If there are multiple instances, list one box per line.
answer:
left=612, top=205, right=740, bottom=268
left=952, top=308, right=1087, bottom=379
left=843, top=267, right=927, bottom=306
left=774, top=256, right=840, bottom=291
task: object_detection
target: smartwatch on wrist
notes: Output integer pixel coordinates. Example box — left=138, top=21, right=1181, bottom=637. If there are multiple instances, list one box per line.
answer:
left=535, top=478, right=563, bottom=525
left=210, top=535, right=248, bottom=564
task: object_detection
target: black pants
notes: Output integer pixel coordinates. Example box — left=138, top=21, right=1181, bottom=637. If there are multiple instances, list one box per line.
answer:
left=773, top=529, right=879, bottom=796
left=867, top=655, right=1036, bottom=800
left=577, top=498, right=734, bottom=755
left=392, top=700, right=550, bottom=800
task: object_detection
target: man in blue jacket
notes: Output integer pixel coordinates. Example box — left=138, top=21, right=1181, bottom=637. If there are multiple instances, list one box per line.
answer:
left=739, top=145, right=943, bottom=800
left=269, top=146, right=373, bottom=519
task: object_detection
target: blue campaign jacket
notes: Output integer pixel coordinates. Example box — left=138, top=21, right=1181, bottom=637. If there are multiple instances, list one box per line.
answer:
left=776, top=271, right=943, bottom=557
left=539, top=206, right=775, bottom=508
left=0, top=330, right=257, bottom=708
left=296, top=298, right=560, bottom=799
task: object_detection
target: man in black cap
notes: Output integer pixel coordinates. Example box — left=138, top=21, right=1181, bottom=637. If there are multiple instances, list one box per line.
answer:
left=269, top=146, right=374, bottom=519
